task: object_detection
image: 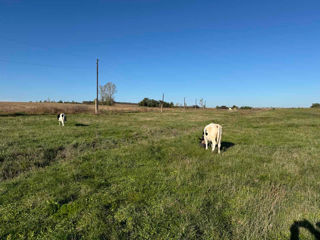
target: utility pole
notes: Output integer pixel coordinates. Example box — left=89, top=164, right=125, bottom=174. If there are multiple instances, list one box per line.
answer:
left=184, top=97, right=186, bottom=110
left=95, top=58, right=99, bottom=114
left=161, top=93, right=164, bottom=113
left=195, top=99, right=197, bottom=109
left=204, top=100, right=206, bottom=109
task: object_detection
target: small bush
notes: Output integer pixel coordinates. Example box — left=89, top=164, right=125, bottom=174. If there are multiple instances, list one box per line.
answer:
left=161, top=101, right=174, bottom=108
left=82, top=100, right=94, bottom=105
left=311, top=103, right=320, bottom=108
left=216, top=105, right=228, bottom=110
left=240, top=106, right=253, bottom=110
left=105, top=98, right=114, bottom=106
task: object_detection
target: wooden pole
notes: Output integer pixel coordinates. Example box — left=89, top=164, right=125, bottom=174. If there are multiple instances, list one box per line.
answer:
left=95, top=58, right=99, bottom=114
left=184, top=97, right=186, bottom=110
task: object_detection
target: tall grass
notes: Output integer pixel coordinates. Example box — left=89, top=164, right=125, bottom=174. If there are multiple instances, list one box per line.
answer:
left=0, top=102, right=180, bottom=115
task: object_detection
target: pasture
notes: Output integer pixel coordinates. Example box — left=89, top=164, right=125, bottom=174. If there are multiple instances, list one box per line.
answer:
left=1, top=108, right=320, bottom=239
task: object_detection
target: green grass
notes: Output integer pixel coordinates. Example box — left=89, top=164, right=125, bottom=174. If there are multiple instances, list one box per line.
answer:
left=1, top=109, right=320, bottom=239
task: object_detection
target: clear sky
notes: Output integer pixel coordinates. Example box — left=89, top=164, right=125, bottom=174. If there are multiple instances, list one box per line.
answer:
left=0, top=0, right=319, bottom=107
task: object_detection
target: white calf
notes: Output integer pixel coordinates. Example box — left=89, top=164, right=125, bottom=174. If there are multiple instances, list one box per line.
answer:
left=203, top=123, right=222, bottom=153
left=57, top=113, right=67, bottom=126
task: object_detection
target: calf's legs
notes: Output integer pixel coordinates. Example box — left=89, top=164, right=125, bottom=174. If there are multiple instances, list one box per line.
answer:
left=212, top=141, right=216, bottom=152
left=205, top=138, right=208, bottom=150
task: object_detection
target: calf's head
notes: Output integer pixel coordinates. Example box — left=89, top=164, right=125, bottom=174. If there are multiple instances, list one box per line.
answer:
left=199, top=133, right=206, bottom=148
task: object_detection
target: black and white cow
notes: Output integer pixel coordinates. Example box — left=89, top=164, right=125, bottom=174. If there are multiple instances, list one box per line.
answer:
left=57, top=113, right=67, bottom=126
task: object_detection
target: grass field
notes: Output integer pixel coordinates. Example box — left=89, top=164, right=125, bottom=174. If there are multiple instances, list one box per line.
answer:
left=1, top=108, right=320, bottom=239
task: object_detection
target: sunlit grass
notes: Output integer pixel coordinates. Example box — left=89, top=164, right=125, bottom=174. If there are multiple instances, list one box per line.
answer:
left=1, top=109, right=320, bottom=239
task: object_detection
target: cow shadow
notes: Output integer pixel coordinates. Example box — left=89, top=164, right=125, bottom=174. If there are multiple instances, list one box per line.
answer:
left=290, top=220, right=320, bottom=240
left=221, top=141, right=235, bottom=151
left=0, top=112, right=27, bottom=117
left=75, top=123, right=89, bottom=127
left=198, top=137, right=235, bottom=152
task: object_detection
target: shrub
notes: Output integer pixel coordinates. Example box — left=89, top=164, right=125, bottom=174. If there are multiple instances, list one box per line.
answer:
left=216, top=105, right=228, bottom=110
left=162, top=101, right=174, bottom=108
left=311, top=103, right=320, bottom=108
left=105, top=98, right=114, bottom=106
left=240, top=106, right=253, bottom=110
left=82, top=100, right=94, bottom=105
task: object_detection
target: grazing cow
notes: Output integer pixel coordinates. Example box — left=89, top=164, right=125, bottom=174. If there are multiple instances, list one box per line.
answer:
left=203, top=123, right=222, bottom=153
left=57, top=113, right=67, bottom=126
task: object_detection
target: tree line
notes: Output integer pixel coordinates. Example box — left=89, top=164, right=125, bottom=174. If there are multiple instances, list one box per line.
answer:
left=138, top=98, right=174, bottom=108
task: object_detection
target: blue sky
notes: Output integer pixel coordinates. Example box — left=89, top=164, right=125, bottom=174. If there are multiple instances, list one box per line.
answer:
left=0, top=0, right=319, bottom=107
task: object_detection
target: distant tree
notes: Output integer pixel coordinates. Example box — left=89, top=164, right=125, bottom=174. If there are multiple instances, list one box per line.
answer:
left=82, top=100, right=94, bottom=105
left=199, top=98, right=204, bottom=108
left=138, top=98, right=174, bottom=108
left=232, top=105, right=238, bottom=109
left=240, top=106, right=253, bottom=110
left=100, top=82, right=117, bottom=105
left=162, top=101, right=174, bottom=108
left=311, top=103, right=320, bottom=108
left=99, top=84, right=107, bottom=103
left=216, top=105, right=228, bottom=110
left=138, top=98, right=159, bottom=107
